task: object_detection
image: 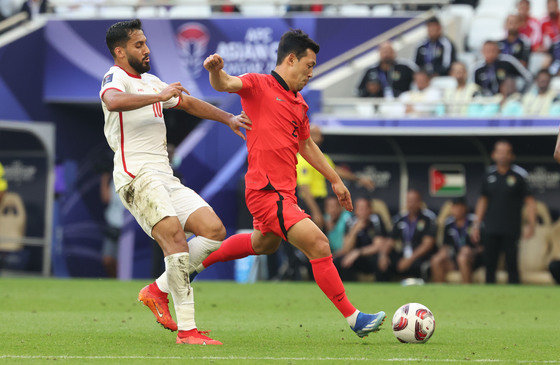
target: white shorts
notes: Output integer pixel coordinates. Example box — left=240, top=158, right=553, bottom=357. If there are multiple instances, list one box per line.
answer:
left=117, top=168, right=210, bottom=239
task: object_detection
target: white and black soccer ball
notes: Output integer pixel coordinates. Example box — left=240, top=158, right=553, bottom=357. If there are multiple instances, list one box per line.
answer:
left=391, top=303, right=435, bottom=343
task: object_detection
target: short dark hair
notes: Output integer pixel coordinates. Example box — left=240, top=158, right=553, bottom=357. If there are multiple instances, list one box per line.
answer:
left=426, top=16, right=441, bottom=25
left=408, top=189, right=422, bottom=198
left=537, top=68, right=551, bottom=78
left=494, top=139, right=513, bottom=151
left=415, top=68, right=431, bottom=78
left=452, top=197, right=467, bottom=206
left=106, top=19, right=143, bottom=58
left=276, top=29, right=320, bottom=66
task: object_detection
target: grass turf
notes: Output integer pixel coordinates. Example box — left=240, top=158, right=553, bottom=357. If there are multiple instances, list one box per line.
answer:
left=0, top=279, right=559, bottom=364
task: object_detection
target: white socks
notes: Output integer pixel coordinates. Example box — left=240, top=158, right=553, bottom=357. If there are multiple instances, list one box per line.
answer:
left=164, top=252, right=196, bottom=331
left=346, top=310, right=360, bottom=327
left=186, top=236, right=222, bottom=274
left=155, top=272, right=169, bottom=293
left=155, top=236, right=221, bottom=293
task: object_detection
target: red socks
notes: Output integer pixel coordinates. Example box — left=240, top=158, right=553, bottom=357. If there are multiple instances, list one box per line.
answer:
left=310, top=255, right=356, bottom=318
left=202, top=233, right=255, bottom=268
left=202, top=236, right=355, bottom=319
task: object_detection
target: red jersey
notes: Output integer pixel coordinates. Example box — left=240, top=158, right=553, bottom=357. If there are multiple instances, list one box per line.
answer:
left=235, top=72, right=310, bottom=192
left=519, top=17, right=542, bottom=51
left=541, top=14, right=560, bottom=49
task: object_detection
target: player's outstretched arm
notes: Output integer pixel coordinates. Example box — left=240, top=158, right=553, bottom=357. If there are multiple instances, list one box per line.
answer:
left=204, top=54, right=243, bottom=93
left=299, top=137, right=353, bottom=212
left=176, top=95, right=252, bottom=140
left=103, top=82, right=188, bottom=112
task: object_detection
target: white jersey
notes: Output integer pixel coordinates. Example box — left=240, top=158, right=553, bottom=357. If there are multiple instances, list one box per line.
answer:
left=99, top=65, right=180, bottom=191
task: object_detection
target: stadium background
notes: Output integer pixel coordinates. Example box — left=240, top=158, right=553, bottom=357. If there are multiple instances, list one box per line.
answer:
left=0, top=0, right=559, bottom=284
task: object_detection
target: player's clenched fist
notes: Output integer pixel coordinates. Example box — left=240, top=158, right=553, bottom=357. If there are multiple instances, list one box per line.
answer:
left=159, top=82, right=190, bottom=101
left=204, top=54, right=224, bottom=72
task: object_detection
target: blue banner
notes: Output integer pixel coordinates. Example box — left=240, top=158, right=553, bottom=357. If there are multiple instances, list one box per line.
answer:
left=42, top=17, right=412, bottom=103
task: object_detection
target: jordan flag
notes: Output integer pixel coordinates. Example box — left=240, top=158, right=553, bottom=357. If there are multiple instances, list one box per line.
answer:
left=429, top=165, right=466, bottom=197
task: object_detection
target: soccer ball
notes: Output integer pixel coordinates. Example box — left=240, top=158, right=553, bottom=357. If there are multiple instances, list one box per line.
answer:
left=391, top=303, right=435, bottom=343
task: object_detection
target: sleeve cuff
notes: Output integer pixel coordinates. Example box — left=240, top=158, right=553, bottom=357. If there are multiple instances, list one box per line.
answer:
left=100, top=87, right=123, bottom=100
left=171, top=96, right=182, bottom=109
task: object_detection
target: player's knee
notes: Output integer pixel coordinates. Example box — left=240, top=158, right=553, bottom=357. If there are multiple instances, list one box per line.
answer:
left=171, top=227, right=188, bottom=247
left=202, top=220, right=227, bottom=241
left=308, top=235, right=331, bottom=260
left=254, top=239, right=281, bottom=255
left=156, top=227, right=188, bottom=255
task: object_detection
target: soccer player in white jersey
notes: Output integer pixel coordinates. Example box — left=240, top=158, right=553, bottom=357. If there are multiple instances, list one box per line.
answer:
left=100, top=19, right=251, bottom=345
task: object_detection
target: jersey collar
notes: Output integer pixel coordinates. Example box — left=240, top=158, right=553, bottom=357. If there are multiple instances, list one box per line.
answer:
left=271, top=70, right=294, bottom=94
left=115, top=65, right=142, bottom=79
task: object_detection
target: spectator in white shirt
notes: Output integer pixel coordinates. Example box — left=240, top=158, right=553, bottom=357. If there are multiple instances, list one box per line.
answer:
left=399, top=69, right=441, bottom=116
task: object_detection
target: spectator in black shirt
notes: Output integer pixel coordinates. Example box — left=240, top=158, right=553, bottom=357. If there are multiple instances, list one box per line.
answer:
left=333, top=198, right=391, bottom=281
left=498, top=14, right=532, bottom=67
left=547, top=37, right=560, bottom=75
left=388, top=190, right=437, bottom=280
left=474, top=41, right=533, bottom=95
left=471, top=140, right=537, bottom=284
left=358, top=41, right=417, bottom=98
left=414, top=16, right=457, bottom=75
left=430, top=198, right=482, bottom=283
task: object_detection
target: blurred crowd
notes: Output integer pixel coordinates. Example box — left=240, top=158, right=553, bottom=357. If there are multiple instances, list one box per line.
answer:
left=359, top=1, right=560, bottom=117
left=295, top=130, right=560, bottom=285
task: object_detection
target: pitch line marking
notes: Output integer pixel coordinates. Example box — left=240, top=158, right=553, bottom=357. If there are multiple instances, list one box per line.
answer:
left=1, top=356, right=559, bottom=363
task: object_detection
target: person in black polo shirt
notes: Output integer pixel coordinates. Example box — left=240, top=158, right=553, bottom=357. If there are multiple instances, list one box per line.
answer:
left=414, top=16, right=457, bottom=75
left=474, top=41, right=532, bottom=96
left=498, top=14, right=532, bottom=67
left=471, top=140, right=537, bottom=284
left=388, top=189, right=437, bottom=280
left=430, top=198, right=483, bottom=283
left=547, top=37, right=560, bottom=75
left=334, top=198, right=391, bottom=281
left=358, top=41, right=417, bottom=98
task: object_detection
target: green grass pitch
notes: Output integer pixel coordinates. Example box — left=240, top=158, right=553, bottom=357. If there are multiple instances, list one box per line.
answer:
left=0, top=278, right=559, bottom=364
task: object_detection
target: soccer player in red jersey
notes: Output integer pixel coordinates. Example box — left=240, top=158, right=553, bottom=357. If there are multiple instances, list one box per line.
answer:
left=192, top=29, right=386, bottom=337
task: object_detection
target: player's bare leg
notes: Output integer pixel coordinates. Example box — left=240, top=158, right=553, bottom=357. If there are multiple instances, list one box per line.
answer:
left=155, top=207, right=226, bottom=289
left=287, top=218, right=386, bottom=338
left=185, top=207, right=226, bottom=272
left=140, top=216, right=221, bottom=345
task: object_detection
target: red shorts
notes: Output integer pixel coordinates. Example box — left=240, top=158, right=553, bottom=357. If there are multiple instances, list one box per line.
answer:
left=245, top=189, right=310, bottom=240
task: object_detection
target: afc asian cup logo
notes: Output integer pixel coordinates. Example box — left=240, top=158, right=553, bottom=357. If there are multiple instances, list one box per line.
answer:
left=176, top=22, right=210, bottom=79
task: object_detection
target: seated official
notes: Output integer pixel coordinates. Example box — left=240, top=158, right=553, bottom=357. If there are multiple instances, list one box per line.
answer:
left=387, top=190, right=437, bottom=280
left=430, top=198, right=483, bottom=283
left=334, top=198, right=391, bottom=281
left=358, top=41, right=417, bottom=98
left=474, top=40, right=532, bottom=96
